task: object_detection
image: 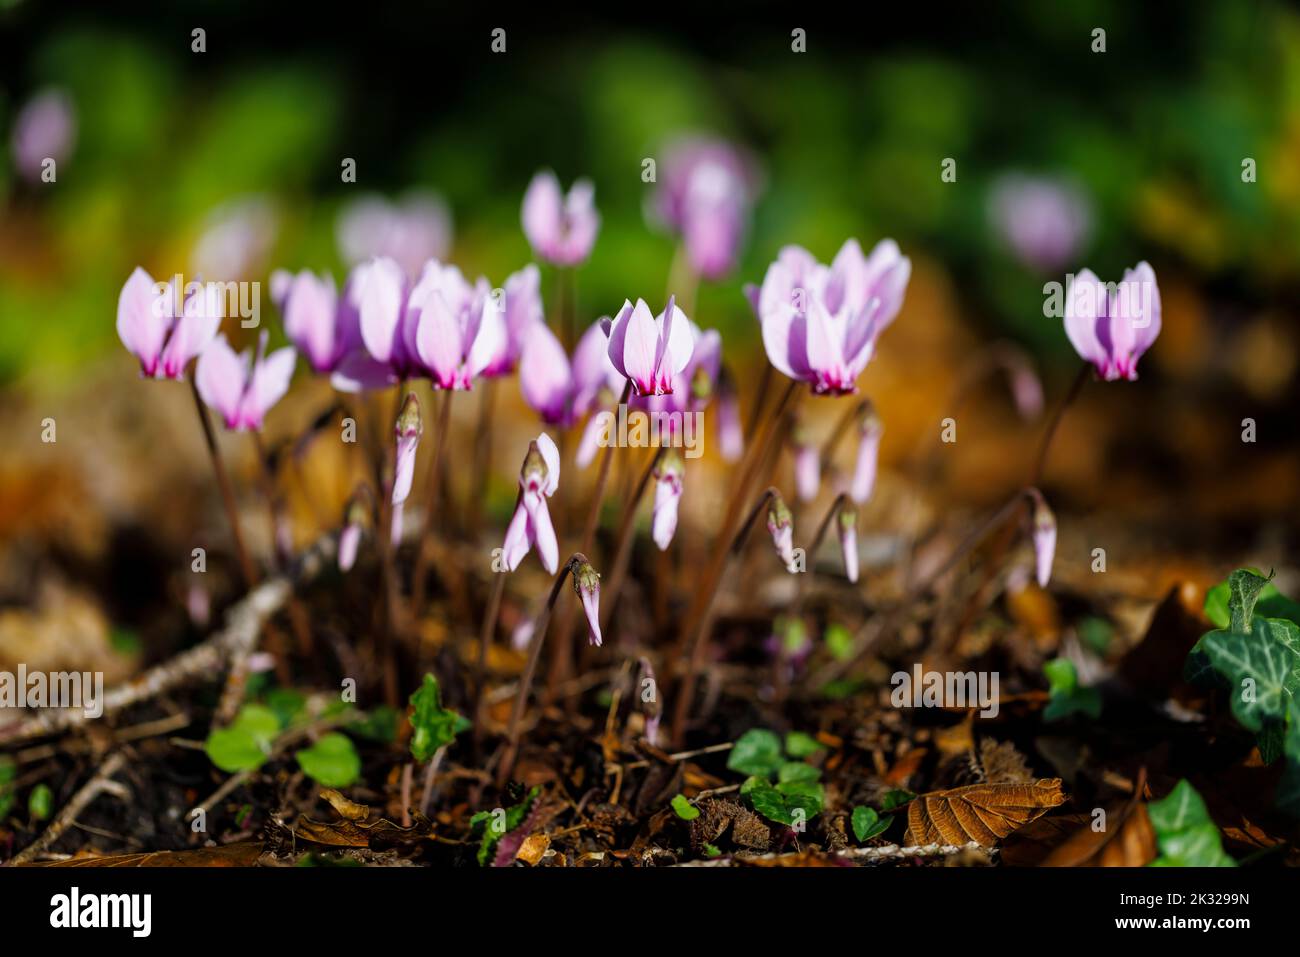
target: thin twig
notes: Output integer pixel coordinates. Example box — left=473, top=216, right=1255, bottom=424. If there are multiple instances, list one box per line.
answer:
left=8, top=752, right=129, bottom=865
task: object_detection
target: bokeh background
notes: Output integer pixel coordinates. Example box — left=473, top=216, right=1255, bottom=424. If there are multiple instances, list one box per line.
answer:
left=1, top=1, right=1298, bottom=674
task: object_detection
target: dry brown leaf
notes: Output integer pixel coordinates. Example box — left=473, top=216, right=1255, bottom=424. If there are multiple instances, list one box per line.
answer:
left=320, top=788, right=369, bottom=820
left=979, top=738, right=1034, bottom=785
left=1039, top=772, right=1156, bottom=867
left=33, top=841, right=264, bottom=867
left=907, top=779, right=1065, bottom=847
left=516, top=832, right=550, bottom=865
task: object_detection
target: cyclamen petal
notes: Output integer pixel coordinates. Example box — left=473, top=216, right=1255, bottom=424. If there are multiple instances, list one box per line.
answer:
left=794, top=440, right=820, bottom=503
left=651, top=451, right=685, bottom=551
left=195, top=332, right=296, bottom=432
left=522, top=171, right=600, bottom=267
left=838, top=507, right=859, bottom=584
left=572, top=560, right=603, bottom=647
left=606, top=297, right=695, bottom=396
left=338, top=522, right=361, bottom=572
left=519, top=322, right=573, bottom=425
left=1030, top=491, right=1057, bottom=588
left=1063, top=263, right=1161, bottom=381
left=849, top=416, right=883, bottom=505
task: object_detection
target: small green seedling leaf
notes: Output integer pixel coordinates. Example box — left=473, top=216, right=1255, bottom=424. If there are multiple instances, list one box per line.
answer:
left=1043, top=658, right=1102, bottom=721
left=784, top=731, right=825, bottom=758
left=295, top=732, right=361, bottom=788
left=746, top=778, right=825, bottom=827
left=777, top=761, right=821, bottom=784
left=0, top=756, right=15, bottom=819
left=1147, top=779, right=1235, bottom=867
left=824, top=623, right=854, bottom=661
left=880, top=789, right=915, bottom=812
left=408, top=674, right=470, bottom=763
left=727, top=729, right=784, bottom=778
left=28, top=783, right=53, bottom=821
left=703, top=843, right=722, bottom=858
left=851, top=805, right=892, bottom=842
left=204, top=703, right=282, bottom=773
left=670, top=794, right=700, bottom=820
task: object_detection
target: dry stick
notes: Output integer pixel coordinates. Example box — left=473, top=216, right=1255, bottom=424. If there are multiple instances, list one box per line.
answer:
left=8, top=751, right=129, bottom=865
left=669, top=485, right=782, bottom=745
left=599, top=447, right=664, bottom=631
left=674, top=841, right=988, bottom=867
left=543, top=380, right=633, bottom=702
left=498, top=555, right=585, bottom=788
left=669, top=380, right=800, bottom=744
left=411, top=388, right=454, bottom=613
left=0, top=538, right=332, bottom=746
left=190, top=378, right=257, bottom=588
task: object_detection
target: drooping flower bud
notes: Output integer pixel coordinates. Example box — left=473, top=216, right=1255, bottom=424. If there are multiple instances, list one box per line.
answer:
left=792, top=421, right=820, bottom=502
left=392, top=392, right=423, bottom=506
left=651, top=448, right=685, bottom=551
left=502, top=433, right=561, bottom=573
left=849, top=404, right=883, bottom=505
left=338, top=490, right=371, bottom=572
left=837, top=502, right=859, bottom=584
left=766, top=492, right=796, bottom=570
left=637, top=657, right=662, bottom=745
left=1028, top=489, right=1056, bottom=588
left=572, top=557, right=603, bottom=647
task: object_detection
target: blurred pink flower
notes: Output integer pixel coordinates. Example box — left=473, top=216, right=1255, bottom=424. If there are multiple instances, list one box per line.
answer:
left=482, top=264, right=544, bottom=377
left=277, top=269, right=364, bottom=374
left=337, top=192, right=452, bottom=280
left=11, top=88, right=75, bottom=183
left=988, top=174, right=1092, bottom=273
left=838, top=504, right=859, bottom=584
left=1064, top=262, right=1162, bottom=381
left=502, top=434, right=561, bottom=573
left=195, top=330, right=296, bottom=431
left=792, top=422, right=820, bottom=503
left=191, top=197, right=278, bottom=282
left=117, top=267, right=221, bottom=380
left=652, top=136, right=760, bottom=280
left=522, top=171, right=600, bottom=267
left=848, top=408, right=883, bottom=505
left=757, top=239, right=910, bottom=395
left=520, top=318, right=622, bottom=429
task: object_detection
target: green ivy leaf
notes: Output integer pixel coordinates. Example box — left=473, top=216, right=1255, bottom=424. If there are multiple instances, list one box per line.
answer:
left=204, top=703, right=282, bottom=773
left=1203, top=568, right=1276, bottom=632
left=1043, top=658, right=1102, bottom=721
left=777, top=761, right=822, bottom=784
left=727, top=729, right=784, bottom=778
left=1277, top=705, right=1300, bottom=817
left=1200, top=618, right=1300, bottom=735
left=784, top=731, right=825, bottom=758
left=28, top=783, right=53, bottom=821
left=881, top=788, right=916, bottom=812
left=295, top=732, right=361, bottom=788
left=670, top=794, right=700, bottom=820
left=851, top=805, right=892, bottom=842
left=746, top=779, right=820, bottom=827
left=408, top=674, right=469, bottom=763
left=1147, top=779, right=1235, bottom=867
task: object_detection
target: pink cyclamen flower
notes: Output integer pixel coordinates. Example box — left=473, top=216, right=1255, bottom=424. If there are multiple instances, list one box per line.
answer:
left=520, top=318, right=622, bottom=431
left=766, top=493, right=796, bottom=570
left=572, top=558, right=603, bottom=647
left=849, top=407, right=883, bottom=505
left=652, top=449, right=685, bottom=550
left=191, top=197, right=278, bottom=282
left=502, top=434, right=561, bottom=573
left=392, top=393, right=423, bottom=506
left=278, top=269, right=364, bottom=375
left=194, top=330, right=296, bottom=431
left=336, top=191, right=452, bottom=280
left=482, top=264, right=544, bottom=378
left=1064, top=262, right=1161, bottom=381
left=522, top=171, right=600, bottom=267
left=653, top=137, right=760, bottom=280
left=1028, top=490, right=1056, bottom=588
left=357, top=256, right=505, bottom=390
left=757, top=239, right=911, bottom=395
left=988, top=173, right=1092, bottom=273
left=838, top=503, right=859, bottom=584
left=11, top=88, right=75, bottom=183
left=603, top=296, right=695, bottom=396
left=117, top=267, right=221, bottom=380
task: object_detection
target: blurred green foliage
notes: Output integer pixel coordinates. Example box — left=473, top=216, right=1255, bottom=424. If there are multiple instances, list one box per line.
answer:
left=3, top=2, right=1299, bottom=383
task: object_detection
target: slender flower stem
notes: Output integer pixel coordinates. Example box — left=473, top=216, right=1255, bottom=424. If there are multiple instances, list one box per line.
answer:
left=669, top=481, right=785, bottom=746
left=467, top=378, right=497, bottom=538
left=1030, top=361, right=1090, bottom=487
left=544, top=380, right=632, bottom=701
left=599, top=447, right=664, bottom=630
left=819, top=399, right=870, bottom=468
left=807, top=487, right=1033, bottom=690
left=189, top=378, right=257, bottom=588
left=476, top=569, right=507, bottom=699
left=411, top=388, right=454, bottom=613
left=498, top=554, right=584, bottom=788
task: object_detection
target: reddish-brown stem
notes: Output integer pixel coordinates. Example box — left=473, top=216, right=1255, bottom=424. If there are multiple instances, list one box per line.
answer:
left=411, top=388, right=454, bottom=613
left=498, top=554, right=584, bottom=787
left=189, top=378, right=257, bottom=588
left=467, top=377, right=497, bottom=538
left=599, top=447, right=664, bottom=631
left=669, top=481, right=785, bottom=746
left=1030, top=361, right=1090, bottom=488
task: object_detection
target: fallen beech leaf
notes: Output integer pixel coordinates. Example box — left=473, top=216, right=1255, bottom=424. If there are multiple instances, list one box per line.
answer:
left=320, top=788, right=369, bottom=820
left=886, top=747, right=928, bottom=786
left=907, top=779, right=1066, bottom=846
left=516, top=831, right=550, bottom=865
left=1040, top=771, right=1156, bottom=867
left=294, top=813, right=436, bottom=847
left=33, top=841, right=265, bottom=867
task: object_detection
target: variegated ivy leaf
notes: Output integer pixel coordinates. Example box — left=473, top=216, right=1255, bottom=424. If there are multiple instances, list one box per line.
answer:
left=1199, top=617, right=1300, bottom=735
